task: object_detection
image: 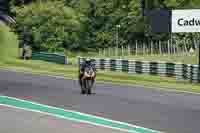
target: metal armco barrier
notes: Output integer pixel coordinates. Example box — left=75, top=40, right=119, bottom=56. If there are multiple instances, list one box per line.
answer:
left=78, top=57, right=200, bottom=83
left=32, top=52, right=68, bottom=65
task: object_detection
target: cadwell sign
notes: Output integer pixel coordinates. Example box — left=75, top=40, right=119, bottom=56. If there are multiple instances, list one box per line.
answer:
left=172, top=9, right=200, bottom=33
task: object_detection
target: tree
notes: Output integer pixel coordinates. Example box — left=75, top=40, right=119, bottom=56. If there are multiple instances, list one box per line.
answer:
left=13, top=0, right=87, bottom=52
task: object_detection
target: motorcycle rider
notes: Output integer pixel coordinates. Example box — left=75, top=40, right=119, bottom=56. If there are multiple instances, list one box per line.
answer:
left=79, top=58, right=92, bottom=87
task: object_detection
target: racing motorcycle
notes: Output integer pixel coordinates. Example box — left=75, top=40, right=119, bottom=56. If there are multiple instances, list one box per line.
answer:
left=79, top=61, right=96, bottom=95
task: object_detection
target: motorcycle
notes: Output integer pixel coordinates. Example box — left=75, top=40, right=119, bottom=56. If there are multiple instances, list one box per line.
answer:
left=79, top=63, right=96, bottom=95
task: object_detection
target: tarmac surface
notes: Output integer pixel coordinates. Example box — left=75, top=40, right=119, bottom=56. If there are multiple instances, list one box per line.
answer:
left=0, top=105, right=126, bottom=133
left=0, top=69, right=200, bottom=133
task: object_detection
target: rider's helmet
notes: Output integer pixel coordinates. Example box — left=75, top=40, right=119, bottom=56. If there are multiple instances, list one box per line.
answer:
left=85, top=58, right=91, bottom=64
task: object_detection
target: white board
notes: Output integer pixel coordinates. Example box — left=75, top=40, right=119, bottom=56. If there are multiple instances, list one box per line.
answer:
left=172, top=9, right=200, bottom=33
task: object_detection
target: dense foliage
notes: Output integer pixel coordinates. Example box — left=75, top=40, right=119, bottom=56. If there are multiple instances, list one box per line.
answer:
left=8, top=0, right=200, bottom=52
left=0, top=23, right=18, bottom=61
left=12, top=0, right=89, bottom=52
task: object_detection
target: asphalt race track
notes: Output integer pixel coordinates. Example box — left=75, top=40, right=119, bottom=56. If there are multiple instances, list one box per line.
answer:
left=0, top=69, right=200, bottom=133
left=0, top=105, right=125, bottom=133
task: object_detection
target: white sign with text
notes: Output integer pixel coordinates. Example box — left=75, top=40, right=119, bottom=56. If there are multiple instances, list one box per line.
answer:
left=172, top=9, right=200, bottom=33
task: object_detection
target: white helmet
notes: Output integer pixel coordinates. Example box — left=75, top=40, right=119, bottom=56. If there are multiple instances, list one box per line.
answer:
left=85, top=58, right=90, bottom=61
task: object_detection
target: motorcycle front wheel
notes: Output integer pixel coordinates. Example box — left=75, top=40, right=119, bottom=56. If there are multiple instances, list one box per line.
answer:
left=85, top=78, right=95, bottom=94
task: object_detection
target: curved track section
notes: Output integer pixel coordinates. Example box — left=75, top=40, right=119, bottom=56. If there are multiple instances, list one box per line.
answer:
left=0, top=70, right=200, bottom=133
left=0, top=105, right=125, bottom=133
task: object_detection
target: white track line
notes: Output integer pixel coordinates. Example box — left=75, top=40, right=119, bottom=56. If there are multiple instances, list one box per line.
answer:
left=0, top=95, right=163, bottom=133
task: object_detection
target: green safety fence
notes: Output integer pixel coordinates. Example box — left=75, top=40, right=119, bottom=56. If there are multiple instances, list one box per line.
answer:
left=31, top=52, right=68, bottom=65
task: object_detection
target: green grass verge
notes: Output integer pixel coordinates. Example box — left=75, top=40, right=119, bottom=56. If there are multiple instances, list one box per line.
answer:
left=0, top=59, right=200, bottom=94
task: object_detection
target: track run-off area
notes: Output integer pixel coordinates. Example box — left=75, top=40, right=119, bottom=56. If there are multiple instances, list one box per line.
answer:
left=0, top=69, right=200, bottom=133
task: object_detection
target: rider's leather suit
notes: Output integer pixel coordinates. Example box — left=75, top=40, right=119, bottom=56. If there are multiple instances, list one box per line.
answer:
left=79, top=61, right=92, bottom=87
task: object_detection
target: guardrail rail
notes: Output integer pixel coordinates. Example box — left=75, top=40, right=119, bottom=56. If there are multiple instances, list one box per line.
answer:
left=78, top=57, right=200, bottom=83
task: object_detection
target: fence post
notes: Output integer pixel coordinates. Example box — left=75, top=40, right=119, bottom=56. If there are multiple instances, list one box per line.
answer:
left=143, top=42, right=145, bottom=55
left=104, top=48, right=106, bottom=56
left=128, top=45, right=131, bottom=56
left=168, top=40, right=170, bottom=55
left=159, top=40, right=162, bottom=55
left=115, top=47, right=117, bottom=57
left=99, top=49, right=101, bottom=56
left=122, top=45, right=124, bottom=57
left=136, top=40, right=138, bottom=56
left=108, top=47, right=111, bottom=57
left=184, top=38, right=188, bottom=55
left=151, top=40, right=153, bottom=56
